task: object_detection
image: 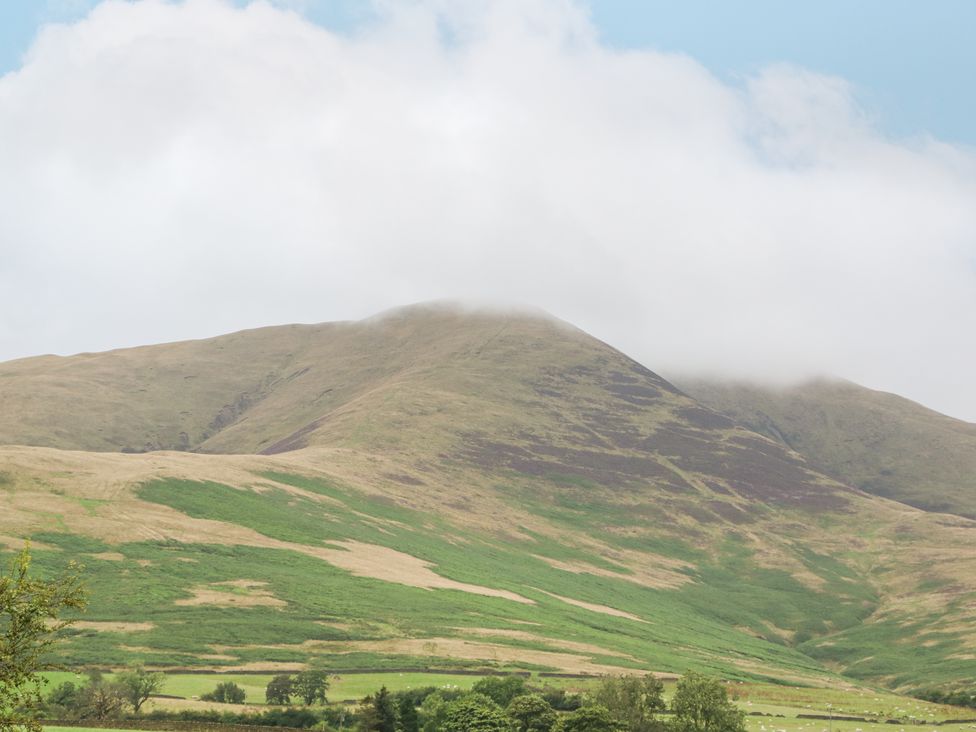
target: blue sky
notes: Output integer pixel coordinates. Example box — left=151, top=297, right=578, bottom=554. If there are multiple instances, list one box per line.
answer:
left=1, top=0, right=974, bottom=145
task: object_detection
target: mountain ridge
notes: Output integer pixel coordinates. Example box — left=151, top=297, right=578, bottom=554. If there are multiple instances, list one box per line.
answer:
left=678, top=377, right=976, bottom=519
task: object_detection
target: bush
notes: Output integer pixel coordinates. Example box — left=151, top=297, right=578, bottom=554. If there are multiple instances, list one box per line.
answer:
left=916, top=687, right=976, bottom=710
left=267, top=674, right=295, bottom=705
left=142, top=706, right=326, bottom=728
left=538, top=687, right=581, bottom=712
left=201, top=681, right=247, bottom=704
left=420, top=691, right=450, bottom=732
left=507, top=694, right=556, bottom=732
left=592, top=675, right=665, bottom=732
left=472, top=677, right=527, bottom=708
left=442, top=694, right=513, bottom=732
left=293, top=671, right=331, bottom=707
left=395, top=687, right=442, bottom=707
left=669, top=672, right=745, bottom=732
left=45, top=681, right=83, bottom=719
left=557, top=705, right=621, bottom=732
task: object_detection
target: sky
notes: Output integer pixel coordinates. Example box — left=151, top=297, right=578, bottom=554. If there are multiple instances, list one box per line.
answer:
left=0, top=0, right=974, bottom=421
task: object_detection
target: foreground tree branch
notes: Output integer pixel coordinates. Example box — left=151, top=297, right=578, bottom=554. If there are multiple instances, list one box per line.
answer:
left=0, top=542, right=87, bottom=732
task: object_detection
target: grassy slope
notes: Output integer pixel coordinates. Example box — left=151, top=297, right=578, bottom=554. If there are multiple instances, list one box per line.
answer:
left=14, top=471, right=837, bottom=680
left=678, top=378, right=976, bottom=520
left=0, top=305, right=974, bottom=692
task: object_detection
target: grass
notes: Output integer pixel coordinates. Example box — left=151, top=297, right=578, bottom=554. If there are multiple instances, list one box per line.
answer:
left=41, top=717, right=974, bottom=732
left=38, top=673, right=976, bottom=728
left=162, top=672, right=482, bottom=702
left=742, top=721, right=976, bottom=732
left=733, top=683, right=975, bottom=722
left=45, top=728, right=145, bottom=732
left=42, top=671, right=483, bottom=705
left=115, top=475, right=848, bottom=681
left=12, top=470, right=956, bottom=688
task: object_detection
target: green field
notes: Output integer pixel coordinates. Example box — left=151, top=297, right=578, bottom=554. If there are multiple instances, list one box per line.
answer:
left=45, top=728, right=143, bottom=732
left=743, top=722, right=976, bottom=732
left=43, top=671, right=495, bottom=706
left=733, top=684, right=969, bottom=721
left=34, top=670, right=976, bottom=732
left=25, top=472, right=860, bottom=684
left=40, top=718, right=976, bottom=732
left=39, top=672, right=974, bottom=725
left=160, top=671, right=483, bottom=703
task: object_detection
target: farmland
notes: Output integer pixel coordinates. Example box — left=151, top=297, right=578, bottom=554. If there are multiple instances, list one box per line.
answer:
left=40, top=671, right=976, bottom=721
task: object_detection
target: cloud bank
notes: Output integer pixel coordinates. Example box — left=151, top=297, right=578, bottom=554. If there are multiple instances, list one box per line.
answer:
left=1, top=0, right=975, bottom=419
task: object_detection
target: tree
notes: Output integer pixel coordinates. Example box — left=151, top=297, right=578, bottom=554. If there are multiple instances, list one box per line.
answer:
left=472, top=677, right=527, bottom=708
left=539, top=687, right=581, bottom=712
left=201, top=681, right=246, bottom=704
left=361, top=686, right=398, bottom=732
left=557, top=705, right=621, bottom=732
left=506, top=694, right=556, bottom=732
left=45, top=681, right=82, bottom=718
left=117, top=667, right=165, bottom=713
left=266, top=674, right=294, bottom=705
left=0, top=543, right=87, bottom=732
left=419, top=691, right=449, bottom=732
left=262, top=707, right=319, bottom=727
left=593, top=675, right=666, bottom=732
left=442, top=694, right=512, bottom=732
left=398, top=693, right=420, bottom=732
left=293, top=670, right=330, bottom=706
left=76, top=679, right=128, bottom=721
left=669, top=672, right=745, bottom=732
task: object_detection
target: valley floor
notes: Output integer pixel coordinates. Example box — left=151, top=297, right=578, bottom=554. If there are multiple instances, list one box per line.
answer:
left=41, top=672, right=976, bottom=723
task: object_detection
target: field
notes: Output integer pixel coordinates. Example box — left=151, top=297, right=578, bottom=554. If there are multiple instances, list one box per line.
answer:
left=46, top=728, right=145, bottom=732
left=14, top=464, right=976, bottom=690
left=41, top=722, right=976, bottom=732
left=37, top=676, right=976, bottom=732
left=40, top=671, right=976, bottom=725
left=43, top=671, right=482, bottom=705
left=23, top=471, right=866, bottom=684
left=742, top=722, right=976, bottom=732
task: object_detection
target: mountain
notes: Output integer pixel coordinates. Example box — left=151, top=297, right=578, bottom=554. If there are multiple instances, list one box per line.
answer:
left=678, top=378, right=976, bottom=520
left=1, top=304, right=974, bottom=692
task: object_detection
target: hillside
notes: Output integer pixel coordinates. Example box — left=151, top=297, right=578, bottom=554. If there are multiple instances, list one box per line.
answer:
left=1, top=304, right=975, bottom=692
left=678, top=378, right=976, bottom=520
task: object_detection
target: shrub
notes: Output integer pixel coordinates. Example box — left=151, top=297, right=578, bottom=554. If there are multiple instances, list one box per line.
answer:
left=201, top=681, right=247, bottom=704
left=442, top=694, right=513, bottom=732
left=507, top=694, right=557, bottom=732
left=472, top=677, right=527, bottom=708
left=557, top=705, right=621, bottom=732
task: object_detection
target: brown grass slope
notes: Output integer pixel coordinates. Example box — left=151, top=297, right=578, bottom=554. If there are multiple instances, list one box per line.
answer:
left=678, top=378, right=976, bottom=520
left=0, top=303, right=848, bottom=511
left=0, top=304, right=863, bottom=516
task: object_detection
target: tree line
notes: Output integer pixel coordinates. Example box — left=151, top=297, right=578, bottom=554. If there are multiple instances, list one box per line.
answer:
left=915, top=688, right=976, bottom=711
left=31, top=666, right=746, bottom=732
left=353, top=672, right=745, bottom=732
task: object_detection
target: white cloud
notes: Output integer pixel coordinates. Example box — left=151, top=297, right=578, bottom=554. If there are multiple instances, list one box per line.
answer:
left=1, top=0, right=974, bottom=420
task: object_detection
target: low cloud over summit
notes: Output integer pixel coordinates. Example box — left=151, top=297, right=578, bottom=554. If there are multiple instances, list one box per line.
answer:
left=1, top=0, right=974, bottom=418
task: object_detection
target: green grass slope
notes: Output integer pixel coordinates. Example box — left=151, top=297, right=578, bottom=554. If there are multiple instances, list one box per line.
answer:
left=678, top=378, right=976, bottom=519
